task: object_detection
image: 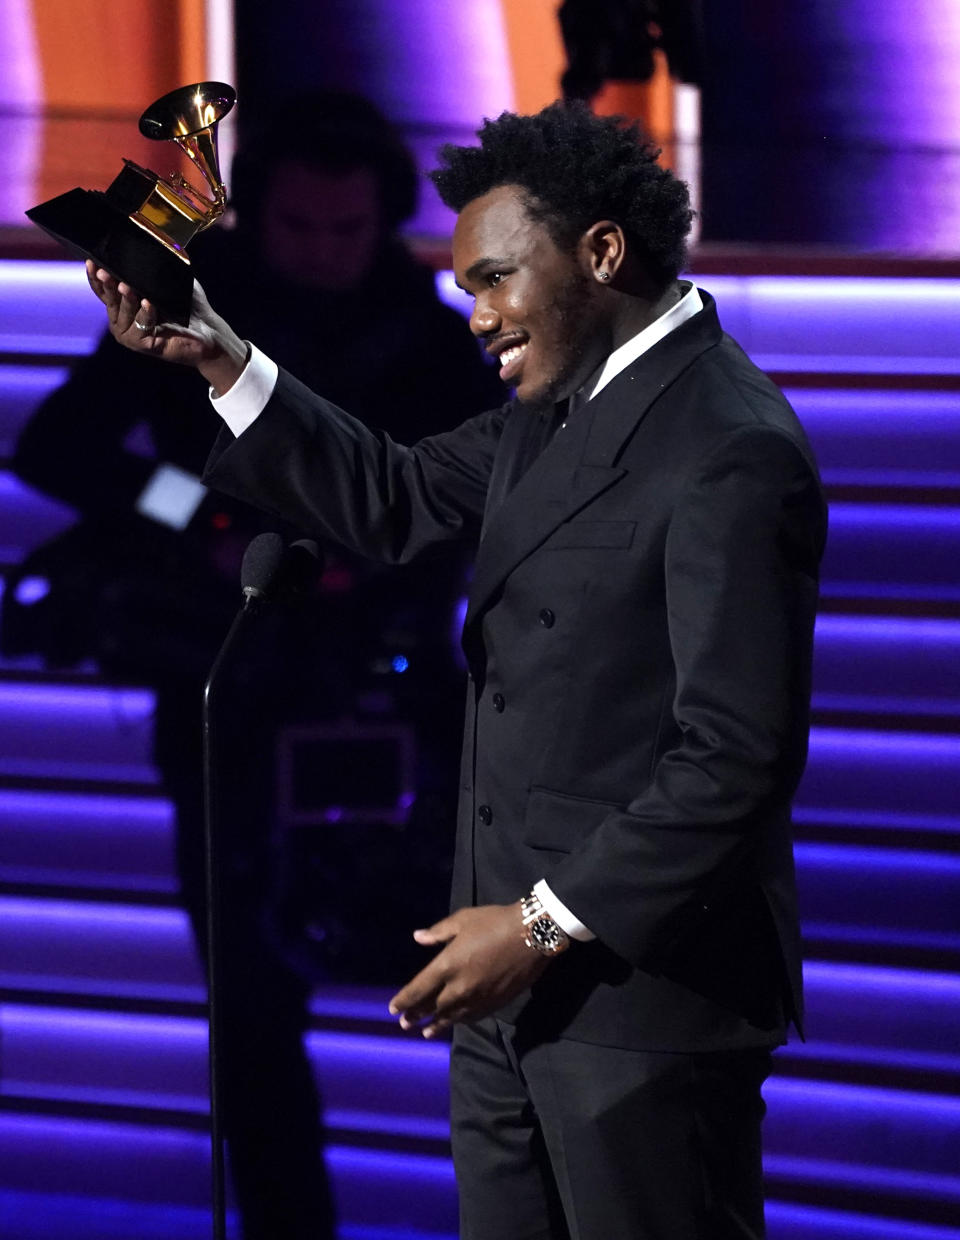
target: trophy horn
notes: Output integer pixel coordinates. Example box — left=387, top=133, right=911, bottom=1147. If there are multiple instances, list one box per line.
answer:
left=138, top=81, right=237, bottom=219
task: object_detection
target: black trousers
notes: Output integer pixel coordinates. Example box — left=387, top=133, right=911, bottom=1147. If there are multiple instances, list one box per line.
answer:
left=450, top=1017, right=773, bottom=1240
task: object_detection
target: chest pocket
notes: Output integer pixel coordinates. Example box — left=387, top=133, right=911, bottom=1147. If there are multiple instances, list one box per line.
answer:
left=542, top=520, right=636, bottom=550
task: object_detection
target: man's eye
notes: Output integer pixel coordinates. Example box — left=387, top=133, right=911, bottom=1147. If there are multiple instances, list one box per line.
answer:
left=488, top=272, right=505, bottom=287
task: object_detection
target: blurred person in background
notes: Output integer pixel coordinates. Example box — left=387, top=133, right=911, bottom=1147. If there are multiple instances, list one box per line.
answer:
left=5, top=89, right=502, bottom=1240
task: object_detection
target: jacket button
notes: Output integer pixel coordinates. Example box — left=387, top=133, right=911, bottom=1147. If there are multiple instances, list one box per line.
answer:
left=478, top=803, right=493, bottom=824
left=538, top=608, right=556, bottom=628
left=492, top=693, right=505, bottom=712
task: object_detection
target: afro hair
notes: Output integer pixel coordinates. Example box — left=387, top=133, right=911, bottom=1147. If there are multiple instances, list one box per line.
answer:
left=431, top=101, right=693, bottom=289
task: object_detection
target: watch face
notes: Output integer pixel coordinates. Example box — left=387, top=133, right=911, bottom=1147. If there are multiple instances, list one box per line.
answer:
left=530, top=915, right=567, bottom=953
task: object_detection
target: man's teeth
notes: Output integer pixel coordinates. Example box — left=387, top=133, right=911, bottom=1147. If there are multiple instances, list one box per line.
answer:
left=499, top=343, right=527, bottom=368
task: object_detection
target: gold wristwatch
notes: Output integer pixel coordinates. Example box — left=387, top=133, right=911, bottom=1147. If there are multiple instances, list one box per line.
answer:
left=520, top=891, right=571, bottom=956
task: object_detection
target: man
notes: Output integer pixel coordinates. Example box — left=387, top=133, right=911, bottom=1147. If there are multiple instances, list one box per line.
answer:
left=86, top=101, right=826, bottom=1240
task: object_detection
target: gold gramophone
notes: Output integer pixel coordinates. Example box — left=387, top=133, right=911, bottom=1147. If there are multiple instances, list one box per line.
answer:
left=27, top=82, right=236, bottom=324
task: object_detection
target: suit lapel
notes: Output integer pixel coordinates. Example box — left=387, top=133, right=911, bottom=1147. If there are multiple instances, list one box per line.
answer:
left=465, top=400, right=624, bottom=629
left=465, top=291, right=724, bottom=631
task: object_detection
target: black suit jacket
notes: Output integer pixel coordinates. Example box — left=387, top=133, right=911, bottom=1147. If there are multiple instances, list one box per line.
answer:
left=206, top=290, right=827, bottom=1052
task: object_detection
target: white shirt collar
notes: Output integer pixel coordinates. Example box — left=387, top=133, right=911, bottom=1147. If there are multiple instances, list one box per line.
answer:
left=584, top=281, right=703, bottom=404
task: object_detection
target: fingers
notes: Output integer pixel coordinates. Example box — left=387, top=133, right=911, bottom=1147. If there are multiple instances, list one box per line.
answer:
left=115, top=282, right=150, bottom=337
left=85, top=260, right=120, bottom=323
left=84, top=260, right=105, bottom=299
left=130, top=297, right=158, bottom=337
left=413, top=973, right=495, bottom=1039
left=85, top=262, right=154, bottom=342
left=389, top=951, right=483, bottom=1036
left=412, top=913, right=458, bottom=947
left=389, top=961, right=441, bottom=1025
left=419, top=990, right=476, bottom=1040
left=388, top=905, right=532, bottom=1038
left=388, top=914, right=462, bottom=1028
left=391, top=977, right=472, bottom=1040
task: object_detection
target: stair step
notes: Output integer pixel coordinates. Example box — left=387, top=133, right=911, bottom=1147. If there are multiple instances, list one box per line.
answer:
left=0, top=1188, right=225, bottom=1240
left=0, top=787, right=175, bottom=892
left=813, top=615, right=960, bottom=718
left=798, top=727, right=960, bottom=822
left=1, top=1083, right=956, bottom=1228
left=0, top=1114, right=459, bottom=1230
left=4, top=966, right=957, bottom=1127
left=0, top=896, right=203, bottom=1002
left=789, top=962, right=960, bottom=1071
left=763, top=1076, right=960, bottom=1184
left=0, top=1003, right=450, bottom=1135
left=767, top=1201, right=960, bottom=1240
left=698, top=275, right=960, bottom=376
left=1, top=1194, right=958, bottom=1240
left=823, top=504, right=960, bottom=601
left=796, top=842, right=960, bottom=944
left=1, top=694, right=958, bottom=822
left=0, top=680, right=157, bottom=784
left=790, top=388, right=960, bottom=489
left=0, top=261, right=102, bottom=358
left=3, top=826, right=959, bottom=1001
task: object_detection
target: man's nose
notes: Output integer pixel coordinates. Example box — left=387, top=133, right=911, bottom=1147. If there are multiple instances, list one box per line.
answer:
left=470, top=299, right=500, bottom=338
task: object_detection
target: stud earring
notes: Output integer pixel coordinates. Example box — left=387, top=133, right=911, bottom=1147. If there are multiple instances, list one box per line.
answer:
left=597, top=270, right=611, bottom=281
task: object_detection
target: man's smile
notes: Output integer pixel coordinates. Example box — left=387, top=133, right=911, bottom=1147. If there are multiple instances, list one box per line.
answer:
left=485, top=330, right=531, bottom=383
left=495, top=340, right=528, bottom=381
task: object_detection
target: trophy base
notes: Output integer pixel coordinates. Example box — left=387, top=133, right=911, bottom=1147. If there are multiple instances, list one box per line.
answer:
left=26, top=187, right=194, bottom=325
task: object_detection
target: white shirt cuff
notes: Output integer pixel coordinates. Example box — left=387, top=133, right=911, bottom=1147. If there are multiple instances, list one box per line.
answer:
left=534, top=879, right=596, bottom=942
left=210, top=342, right=279, bottom=437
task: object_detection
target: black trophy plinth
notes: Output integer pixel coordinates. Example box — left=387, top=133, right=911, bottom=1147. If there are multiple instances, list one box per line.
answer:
left=27, top=183, right=195, bottom=325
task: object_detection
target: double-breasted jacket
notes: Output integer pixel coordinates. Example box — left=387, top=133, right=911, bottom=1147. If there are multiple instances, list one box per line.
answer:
left=206, top=291, right=827, bottom=1052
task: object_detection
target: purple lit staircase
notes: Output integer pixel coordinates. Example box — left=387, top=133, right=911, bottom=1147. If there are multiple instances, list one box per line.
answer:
left=1, top=261, right=959, bottom=1239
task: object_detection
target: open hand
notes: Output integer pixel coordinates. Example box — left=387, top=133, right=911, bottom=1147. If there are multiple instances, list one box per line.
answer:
left=388, top=902, right=551, bottom=1039
left=85, top=261, right=249, bottom=393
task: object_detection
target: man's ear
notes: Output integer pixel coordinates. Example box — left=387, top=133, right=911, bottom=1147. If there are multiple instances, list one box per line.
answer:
left=580, top=220, right=626, bottom=284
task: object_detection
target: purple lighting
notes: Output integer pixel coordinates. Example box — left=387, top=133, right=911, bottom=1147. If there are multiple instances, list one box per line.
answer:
left=13, top=574, right=49, bottom=604
left=1, top=1005, right=208, bottom=1113
left=764, top=1077, right=960, bottom=1175
left=0, top=681, right=157, bottom=784
left=0, top=895, right=203, bottom=1001
left=0, top=261, right=104, bottom=355
left=766, top=1202, right=960, bottom=1240
left=689, top=276, right=960, bottom=375
left=0, top=787, right=176, bottom=891
left=789, top=389, right=960, bottom=490
left=0, top=364, right=70, bottom=456
left=814, top=615, right=960, bottom=715
left=799, top=726, right=960, bottom=823
left=822, top=503, right=960, bottom=600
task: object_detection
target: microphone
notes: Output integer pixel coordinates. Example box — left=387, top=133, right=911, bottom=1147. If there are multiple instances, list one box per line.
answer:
left=240, top=533, right=323, bottom=608
left=240, top=531, right=285, bottom=606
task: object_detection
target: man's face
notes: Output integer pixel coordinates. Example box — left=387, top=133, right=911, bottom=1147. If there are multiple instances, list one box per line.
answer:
left=452, top=184, right=608, bottom=407
left=260, top=161, right=383, bottom=292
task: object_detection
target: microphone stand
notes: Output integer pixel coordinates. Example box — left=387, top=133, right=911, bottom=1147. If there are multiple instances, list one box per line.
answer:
left=201, top=533, right=318, bottom=1239
left=202, top=598, right=258, bottom=1240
